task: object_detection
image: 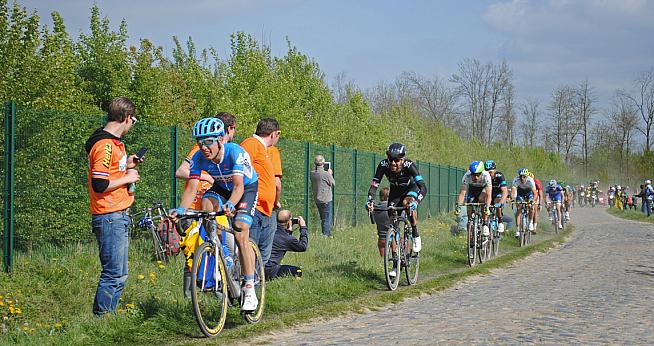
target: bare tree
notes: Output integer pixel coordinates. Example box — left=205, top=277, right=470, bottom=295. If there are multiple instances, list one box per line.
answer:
left=520, top=98, right=540, bottom=147
left=547, top=86, right=580, bottom=163
left=611, top=93, right=638, bottom=176
left=576, top=80, right=595, bottom=178
left=499, top=83, right=516, bottom=145
left=400, top=72, right=459, bottom=128
left=622, top=70, right=654, bottom=151
left=332, top=71, right=356, bottom=104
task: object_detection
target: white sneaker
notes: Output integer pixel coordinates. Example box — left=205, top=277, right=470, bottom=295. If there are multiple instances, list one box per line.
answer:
left=558, top=222, right=563, bottom=229
left=412, top=236, right=422, bottom=253
left=528, top=222, right=534, bottom=231
left=515, top=231, right=520, bottom=238
left=548, top=215, right=552, bottom=221
left=565, top=212, right=570, bottom=220
left=498, top=223, right=505, bottom=234
left=389, top=268, right=397, bottom=278
left=241, top=285, right=258, bottom=311
left=482, top=225, right=490, bottom=236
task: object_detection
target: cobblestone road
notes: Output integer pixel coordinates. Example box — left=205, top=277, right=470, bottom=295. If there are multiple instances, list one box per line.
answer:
left=253, top=208, right=654, bottom=345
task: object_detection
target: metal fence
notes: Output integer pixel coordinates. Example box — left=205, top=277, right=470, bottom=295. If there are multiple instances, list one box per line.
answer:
left=1, top=102, right=465, bottom=272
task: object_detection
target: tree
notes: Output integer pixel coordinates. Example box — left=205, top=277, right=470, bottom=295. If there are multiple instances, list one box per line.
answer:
left=611, top=93, right=638, bottom=176
left=546, top=86, right=580, bottom=163
left=622, top=70, right=654, bottom=152
left=520, top=98, right=540, bottom=148
left=576, top=80, right=595, bottom=178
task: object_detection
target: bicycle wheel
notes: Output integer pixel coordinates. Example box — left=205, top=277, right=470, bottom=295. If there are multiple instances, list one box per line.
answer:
left=403, top=222, right=419, bottom=286
left=150, top=226, right=169, bottom=263
left=467, top=219, right=477, bottom=267
left=384, top=229, right=400, bottom=290
left=478, top=221, right=489, bottom=263
left=242, top=241, right=266, bottom=323
left=191, top=242, right=228, bottom=337
left=519, top=213, right=528, bottom=247
left=552, top=209, right=558, bottom=234
left=491, top=218, right=500, bottom=257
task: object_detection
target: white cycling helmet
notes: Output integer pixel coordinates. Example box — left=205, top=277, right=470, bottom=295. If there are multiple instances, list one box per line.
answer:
left=617, top=185, right=622, bottom=190
left=549, top=179, right=557, bottom=187
left=646, top=179, right=652, bottom=185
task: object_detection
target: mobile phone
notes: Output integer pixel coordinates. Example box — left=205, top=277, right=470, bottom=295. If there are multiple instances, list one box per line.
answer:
left=134, top=147, right=149, bottom=161
left=323, top=162, right=331, bottom=171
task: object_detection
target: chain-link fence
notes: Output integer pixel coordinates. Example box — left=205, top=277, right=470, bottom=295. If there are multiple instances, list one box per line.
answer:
left=2, top=103, right=465, bottom=271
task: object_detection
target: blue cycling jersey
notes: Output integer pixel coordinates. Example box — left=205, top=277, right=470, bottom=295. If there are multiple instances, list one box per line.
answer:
left=189, top=142, right=258, bottom=190
left=546, top=185, right=563, bottom=201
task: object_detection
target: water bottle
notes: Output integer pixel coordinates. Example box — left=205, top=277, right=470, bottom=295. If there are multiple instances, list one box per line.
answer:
left=222, top=244, right=234, bottom=269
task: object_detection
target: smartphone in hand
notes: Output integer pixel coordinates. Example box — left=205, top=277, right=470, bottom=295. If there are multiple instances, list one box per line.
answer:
left=323, top=162, right=331, bottom=171
left=134, top=147, right=149, bottom=162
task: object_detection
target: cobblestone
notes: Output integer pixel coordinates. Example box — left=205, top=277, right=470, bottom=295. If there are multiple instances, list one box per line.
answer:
left=252, top=208, right=654, bottom=345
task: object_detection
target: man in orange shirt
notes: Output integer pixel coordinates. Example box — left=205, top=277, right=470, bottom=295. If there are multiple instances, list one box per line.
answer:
left=241, top=118, right=281, bottom=265
left=85, top=97, right=142, bottom=316
left=268, top=144, right=283, bottom=210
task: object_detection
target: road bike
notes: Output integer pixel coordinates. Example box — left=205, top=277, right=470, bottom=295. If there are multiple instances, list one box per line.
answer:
left=512, top=200, right=534, bottom=247
left=176, top=210, right=265, bottom=337
left=370, top=205, right=419, bottom=291
left=129, top=201, right=174, bottom=263
left=488, top=205, right=502, bottom=258
left=547, top=201, right=564, bottom=234
left=461, top=203, right=492, bottom=266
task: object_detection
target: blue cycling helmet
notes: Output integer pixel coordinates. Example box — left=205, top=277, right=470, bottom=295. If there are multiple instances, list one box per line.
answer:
left=469, top=161, right=484, bottom=174
left=386, top=143, right=406, bottom=159
left=518, top=168, right=529, bottom=176
left=192, top=118, right=225, bottom=139
left=549, top=179, right=557, bottom=187
left=484, top=160, right=496, bottom=171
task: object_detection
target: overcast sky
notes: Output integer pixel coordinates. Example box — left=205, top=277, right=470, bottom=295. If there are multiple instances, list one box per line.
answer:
left=19, top=0, right=654, bottom=112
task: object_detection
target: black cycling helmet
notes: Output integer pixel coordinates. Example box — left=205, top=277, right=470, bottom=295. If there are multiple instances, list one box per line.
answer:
left=386, top=143, right=406, bottom=159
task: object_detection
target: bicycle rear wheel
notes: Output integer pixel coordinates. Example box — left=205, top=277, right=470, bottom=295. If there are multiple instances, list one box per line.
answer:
left=150, top=226, right=169, bottom=263
left=491, top=219, right=500, bottom=257
left=191, top=242, right=228, bottom=337
left=384, top=229, right=400, bottom=290
left=478, top=222, right=490, bottom=263
left=519, top=213, right=528, bottom=247
left=403, top=223, right=419, bottom=286
left=467, top=219, right=477, bottom=267
left=242, top=241, right=266, bottom=324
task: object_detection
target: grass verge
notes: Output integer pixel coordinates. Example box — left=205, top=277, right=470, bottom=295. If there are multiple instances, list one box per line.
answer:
left=0, top=213, right=572, bottom=345
left=606, top=207, right=654, bottom=223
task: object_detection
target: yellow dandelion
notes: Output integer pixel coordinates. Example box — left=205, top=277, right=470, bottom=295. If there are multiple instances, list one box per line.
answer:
left=157, top=260, right=163, bottom=265
left=22, top=326, right=29, bottom=331
left=0, top=295, right=3, bottom=299
left=29, top=328, right=35, bottom=333
left=51, top=257, right=58, bottom=261
left=0, top=301, right=4, bottom=307
left=54, top=323, right=62, bottom=329
left=125, top=303, right=135, bottom=309
left=9, top=306, right=15, bottom=314
left=149, top=272, right=156, bottom=279
left=15, top=308, right=21, bottom=314
left=137, top=274, right=145, bottom=280
left=44, top=324, right=50, bottom=328
left=158, top=264, right=165, bottom=269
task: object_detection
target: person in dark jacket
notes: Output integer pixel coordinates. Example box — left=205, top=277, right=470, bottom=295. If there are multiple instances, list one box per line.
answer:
left=265, top=210, right=308, bottom=280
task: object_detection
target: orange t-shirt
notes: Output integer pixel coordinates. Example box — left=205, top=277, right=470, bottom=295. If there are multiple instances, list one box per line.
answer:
left=88, top=138, right=134, bottom=214
left=240, top=136, right=275, bottom=216
left=184, top=144, right=213, bottom=210
left=267, top=145, right=282, bottom=178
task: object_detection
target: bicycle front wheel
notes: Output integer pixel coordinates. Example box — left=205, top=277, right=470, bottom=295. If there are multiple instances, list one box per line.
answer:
left=242, top=241, right=266, bottom=324
left=491, top=219, right=500, bottom=257
left=384, top=229, right=400, bottom=290
left=478, top=223, right=490, bottom=263
left=519, top=213, right=528, bottom=247
left=191, top=242, right=228, bottom=337
left=150, top=226, right=169, bottom=263
left=467, top=220, right=477, bottom=267
left=403, top=223, right=419, bottom=286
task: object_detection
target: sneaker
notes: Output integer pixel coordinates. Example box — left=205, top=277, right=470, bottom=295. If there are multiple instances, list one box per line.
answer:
left=412, top=236, right=422, bottom=253
left=498, top=223, right=505, bottom=234
left=533, top=223, right=537, bottom=234
left=389, top=267, right=397, bottom=278
left=482, top=225, right=490, bottom=236
left=558, top=222, right=563, bottom=229
left=548, top=215, right=552, bottom=221
left=241, top=285, right=258, bottom=311
left=565, top=212, right=570, bottom=221
left=515, top=231, right=520, bottom=238
left=528, top=222, right=534, bottom=232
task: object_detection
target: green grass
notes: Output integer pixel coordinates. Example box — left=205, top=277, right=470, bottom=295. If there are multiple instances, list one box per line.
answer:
left=0, top=213, right=572, bottom=345
left=606, top=207, right=654, bottom=222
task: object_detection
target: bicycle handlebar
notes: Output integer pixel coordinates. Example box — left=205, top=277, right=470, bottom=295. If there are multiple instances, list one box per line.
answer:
left=176, top=209, right=227, bottom=220
left=368, top=205, right=410, bottom=224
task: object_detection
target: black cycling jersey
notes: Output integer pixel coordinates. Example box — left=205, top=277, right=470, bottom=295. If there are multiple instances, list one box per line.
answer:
left=491, top=171, right=507, bottom=198
left=367, top=158, right=427, bottom=203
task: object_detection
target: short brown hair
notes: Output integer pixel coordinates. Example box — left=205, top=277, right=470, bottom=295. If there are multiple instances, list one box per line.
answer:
left=379, top=187, right=390, bottom=201
left=255, top=118, right=280, bottom=137
left=107, top=97, right=136, bottom=123
left=215, top=112, right=236, bottom=128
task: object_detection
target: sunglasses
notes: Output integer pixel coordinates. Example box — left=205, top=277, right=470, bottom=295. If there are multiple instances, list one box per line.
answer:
left=388, top=157, right=403, bottom=163
left=472, top=172, right=482, bottom=177
left=130, top=116, right=138, bottom=124
left=197, top=137, right=220, bottom=148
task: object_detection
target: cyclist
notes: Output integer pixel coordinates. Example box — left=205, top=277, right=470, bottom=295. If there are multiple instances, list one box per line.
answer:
left=562, top=181, right=572, bottom=219
left=579, top=184, right=586, bottom=207
left=366, top=143, right=427, bottom=261
left=455, top=161, right=492, bottom=237
left=510, top=168, right=536, bottom=238
left=484, top=160, right=507, bottom=234
left=171, top=118, right=259, bottom=312
left=545, top=179, right=564, bottom=229
left=527, top=172, right=544, bottom=233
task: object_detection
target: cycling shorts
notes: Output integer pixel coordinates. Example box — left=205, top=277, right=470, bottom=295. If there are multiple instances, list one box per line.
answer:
left=388, top=186, right=419, bottom=207
left=515, top=192, right=534, bottom=203
left=548, top=194, right=563, bottom=203
left=204, top=181, right=259, bottom=226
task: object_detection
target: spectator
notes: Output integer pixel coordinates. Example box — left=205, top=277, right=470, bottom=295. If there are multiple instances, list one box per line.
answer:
left=372, top=187, right=392, bottom=256
left=216, top=111, right=237, bottom=143
left=241, top=118, right=281, bottom=265
left=310, top=155, right=335, bottom=237
left=265, top=210, right=308, bottom=280
left=645, top=180, right=653, bottom=216
left=85, top=97, right=142, bottom=316
left=268, top=144, right=283, bottom=210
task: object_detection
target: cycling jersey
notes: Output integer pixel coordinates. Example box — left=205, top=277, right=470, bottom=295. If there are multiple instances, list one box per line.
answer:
left=367, top=159, right=427, bottom=204
left=461, top=170, right=492, bottom=201
left=490, top=171, right=507, bottom=198
left=189, top=142, right=258, bottom=190
left=546, top=184, right=564, bottom=202
left=184, top=144, right=213, bottom=210
left=512, top=176, right=535, bottom=201
left=534, top=178, right=543, bottom=204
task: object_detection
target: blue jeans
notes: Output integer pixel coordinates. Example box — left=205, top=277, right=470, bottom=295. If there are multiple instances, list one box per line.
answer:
left=92, top=212, right=130, bottom=316
left=646, top=199, right=652, bottom=217
left=249, top=209, right=274, bottom=265
left=316, top=201, right=332, bottom=236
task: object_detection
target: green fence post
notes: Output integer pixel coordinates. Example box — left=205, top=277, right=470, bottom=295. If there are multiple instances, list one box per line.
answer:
left=304, top=142, right=310, bottom=223
left=170, top=126, right=178, bottom=208
left=352, top=149, right=358, bottom=227
left=427, top=163, right=432, bottom=218
left=330, top=144, right=336, bottom=227
left=447, top=165, right=452, bottom=211
left=3, top=101, right=16, bottom=273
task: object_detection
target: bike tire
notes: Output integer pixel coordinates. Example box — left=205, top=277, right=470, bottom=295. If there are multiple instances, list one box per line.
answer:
left=384, top=229, right=401, bottom=290
left=552, top=210, right=559, bottom=235
left=242, top=241, right=266, bottom=324
left=150, top=226, right=169, bottom=263
left=466, top=219, right=477, bottom=267
left=191, top=242, right=229, bottom=337
left=491, top=219, right=500, bottom=258
left=403, top=222, right=419, bottom=286
left=478, top=220, right=489, bottom=263
left=520, top=213, right=528, bottom=247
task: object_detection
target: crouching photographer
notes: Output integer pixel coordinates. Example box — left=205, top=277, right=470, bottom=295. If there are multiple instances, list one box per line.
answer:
left=265, top=210, right=308, bottom=280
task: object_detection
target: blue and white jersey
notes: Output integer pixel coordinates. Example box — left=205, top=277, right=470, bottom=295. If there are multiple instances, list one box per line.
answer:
left=546, top=184, right=563, bottom=201
left=189, top=142, right=258, bottom=191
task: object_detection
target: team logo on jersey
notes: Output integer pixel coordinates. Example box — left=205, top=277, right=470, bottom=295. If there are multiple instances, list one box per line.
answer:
left=103, top=143, right=112, bottom=168
left=403, top=161, right=412, bottom=168
left=238, top=202, right=247, bottom=209
left=381, top=160, right=389, bottom=167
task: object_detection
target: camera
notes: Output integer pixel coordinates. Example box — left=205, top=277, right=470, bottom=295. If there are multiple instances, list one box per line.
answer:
left=323, top=162, right=331, bottom=171
left=291, top=217, right=300, bottom=225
